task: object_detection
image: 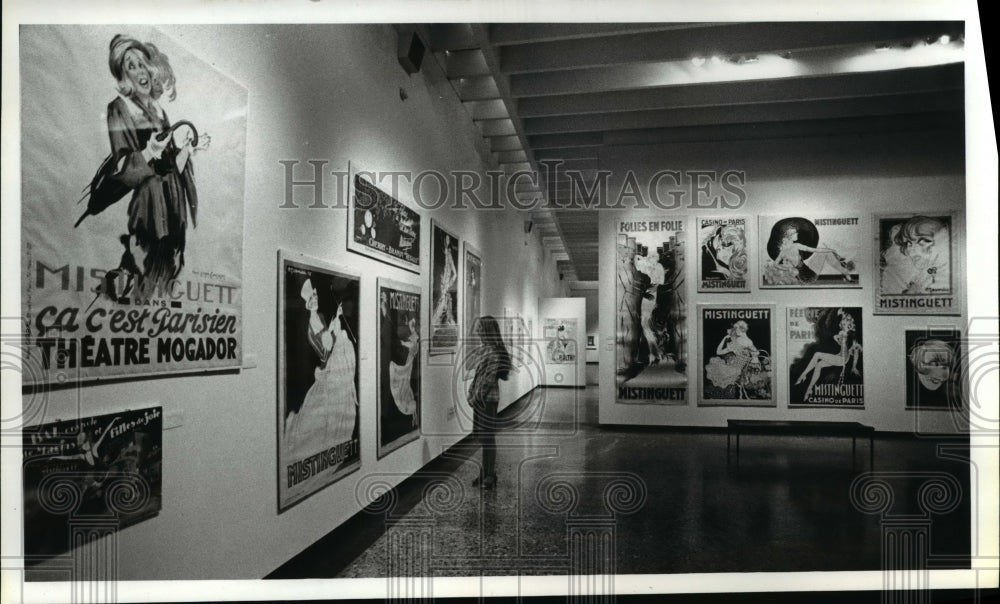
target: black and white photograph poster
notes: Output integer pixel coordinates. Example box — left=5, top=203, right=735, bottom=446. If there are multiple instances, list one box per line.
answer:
left=20, top=26, right=247, bottom=384
left=544, top=318, right=578, bottom=364
left=277, top=251, right=361, bottom=512
left=905, top=328, right=963, bottom=409
left=346, top=164, right=421, bottom=273
left=615, top=218, right=687, bottom=405
left=787, top=307, right=864, bottom=408
left=875, top=213, right=962, bottom=315
left=377, top=278, right=422, bottom=458
left=698, top=216, right=750, bottom=292
left=429, top=221, right=460, bottom=355
left=759, top=215, right=862, bottom=288
left=463, top=242, right=482, bottom=337
left=22, top=406, right=163, bottom=563
left=698, top=304, right=776, bottom=407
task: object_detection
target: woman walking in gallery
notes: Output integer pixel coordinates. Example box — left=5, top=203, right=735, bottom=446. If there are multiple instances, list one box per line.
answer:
left=465, top=316, right=512, bottom=490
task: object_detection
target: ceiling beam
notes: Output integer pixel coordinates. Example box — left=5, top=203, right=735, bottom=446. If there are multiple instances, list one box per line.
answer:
left=499, top=22, right=964, bottom=74
left=489, top=23, right=713, bottom=46
left=517, top=63, right=963, bottom=117
left=521, top=90, right=963, bottom=135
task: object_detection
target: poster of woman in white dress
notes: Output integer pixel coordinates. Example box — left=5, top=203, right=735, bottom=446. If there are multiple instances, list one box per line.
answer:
left=378, top=279, right=422, bottom=458
left=615, top=218, right=687, bottom=405
left=875, top=213, right=961, bottom=315
left=278, top=251, right=361, bottom=512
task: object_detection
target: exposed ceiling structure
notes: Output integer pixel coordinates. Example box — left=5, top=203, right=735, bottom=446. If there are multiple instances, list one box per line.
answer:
left=415, top=22, right=966, bottom=284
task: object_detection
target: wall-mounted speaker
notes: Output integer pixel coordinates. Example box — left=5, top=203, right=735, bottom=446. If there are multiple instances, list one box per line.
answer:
left=398, top=30, right=426, bottom=75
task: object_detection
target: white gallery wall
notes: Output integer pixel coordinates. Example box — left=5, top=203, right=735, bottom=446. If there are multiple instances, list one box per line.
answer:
left=598, top=129, right=968, bottom=433
left=16, top=24, right=566, bottom=580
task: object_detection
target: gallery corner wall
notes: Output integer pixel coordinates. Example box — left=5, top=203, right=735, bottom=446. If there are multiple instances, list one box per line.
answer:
left=16, top=23, right=564, bottom=580
left=597, top=131, right=967, bottom=433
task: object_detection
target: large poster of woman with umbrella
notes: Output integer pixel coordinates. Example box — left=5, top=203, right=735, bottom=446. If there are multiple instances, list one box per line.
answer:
left=20, top=26, right=247, bottom=383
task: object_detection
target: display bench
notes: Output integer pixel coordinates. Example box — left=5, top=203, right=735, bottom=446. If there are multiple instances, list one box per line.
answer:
left=726, top=419, right=875, bottom=471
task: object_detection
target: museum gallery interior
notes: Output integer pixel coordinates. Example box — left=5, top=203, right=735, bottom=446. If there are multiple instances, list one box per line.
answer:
left=9, top=18, right=997, bottom=600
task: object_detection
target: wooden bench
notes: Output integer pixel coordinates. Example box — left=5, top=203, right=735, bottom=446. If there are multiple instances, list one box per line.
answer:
left=727, top=420, right=875, bottom=471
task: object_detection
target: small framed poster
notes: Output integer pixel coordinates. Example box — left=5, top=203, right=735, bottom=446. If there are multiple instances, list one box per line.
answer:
left=464, top=242, right=482, bottom=337
left=698, top=215, right=750, bottom=292
left=429, top=220, right=460, bottom=356
left=23, top=406, right=163, bottom=563
left=904, top=328, right=963, bottom=409
left=346, top=163, right=421, bottom=273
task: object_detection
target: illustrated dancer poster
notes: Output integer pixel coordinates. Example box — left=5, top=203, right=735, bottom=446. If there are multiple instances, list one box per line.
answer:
left=346, top=165, right=421, bottom=273
left=787, top=307, right=864, bottom=408
left=615, top=218, right=687, bottom=405
left=429, top=221, right=460, bottom=355
left=905, top=329, right=963, bottom=409
left=278, top=252, right=361, bottom=512
left=544, top=318, right=578, bottom=364
left=464, top=243, right=482, bottom=336
left=875, top=213, right=961, bottom=316
left=20, top=26, right=247, bottom=384
left=698, top=305, right=775, bottom=406
left=378, top=279, right=421, bottom=458
left=698, top=216, right=750, bottom=292
left=22, top=407, right=163, bottom=563
left=759, top=215, right=861, bottom=288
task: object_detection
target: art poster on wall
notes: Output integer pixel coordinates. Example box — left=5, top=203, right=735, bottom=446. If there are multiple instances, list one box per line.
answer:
left=759, top=215, right=862, bottom=288
left=905, top=329, right=963, bottom=409
left=698, top=304, right=775, bottom=406
left=22, top=406, right=163, bottom=563
left=874, top=213, right=962, bottom=316
left=277, top=251, right=361, bottom=512
left=464, top=243, right=482, bottom=337
left=615, top=218, right=687, bottom=405
left=377, top=278, right=421, bottom=458
left=346, top=163, right=421, bottom=273
left=787, top=307, right=864, bottom=408
left=429, top=221, right=460, bottom=355
left=544, top=318, right=578, bottom=364
left=698, top=216, right=750, bottom=292
left=20, top=26, right=247, bottom=384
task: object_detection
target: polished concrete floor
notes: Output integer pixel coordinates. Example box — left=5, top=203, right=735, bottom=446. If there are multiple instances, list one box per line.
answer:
left=269, top=386, right=970, bottom=580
